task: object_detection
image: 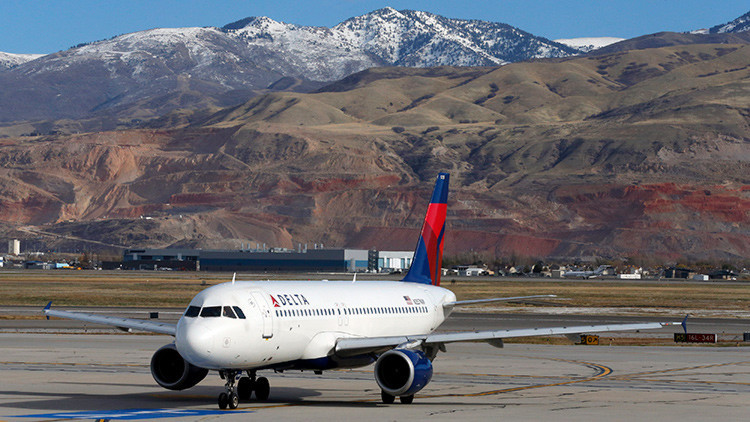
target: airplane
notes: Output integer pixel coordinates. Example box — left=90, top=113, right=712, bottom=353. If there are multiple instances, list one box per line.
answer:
left=43, top=173, right=677, bottom=409
left=562, top=265, right=610, bottom=279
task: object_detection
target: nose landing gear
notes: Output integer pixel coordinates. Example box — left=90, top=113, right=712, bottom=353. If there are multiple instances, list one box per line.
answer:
left=218, top=370, right=240, bottom=410
left=218, top=370, right=271, bottom=409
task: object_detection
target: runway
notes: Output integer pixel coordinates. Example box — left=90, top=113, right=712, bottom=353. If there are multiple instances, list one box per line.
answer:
left=2, top=329, right=750, bottom=420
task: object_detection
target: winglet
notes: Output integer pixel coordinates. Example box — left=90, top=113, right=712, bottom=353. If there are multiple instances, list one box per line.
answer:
left=681, top=314, right=689, bottom=334
left=43, top=301, right=52, bottom=320
left=232, top=272, right=236, bottom=285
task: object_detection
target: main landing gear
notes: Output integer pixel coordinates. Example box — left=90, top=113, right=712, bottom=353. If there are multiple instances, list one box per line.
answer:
left=218, top=370, right=271, bottom=410
left=381, top=391, right=414, bottom=404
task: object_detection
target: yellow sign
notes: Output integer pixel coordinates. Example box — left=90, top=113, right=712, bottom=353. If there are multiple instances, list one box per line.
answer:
left=580, top=334, right=599, bottom=345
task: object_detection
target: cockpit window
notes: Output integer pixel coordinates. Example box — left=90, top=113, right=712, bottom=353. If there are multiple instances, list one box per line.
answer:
left=223, top=306, right=237, bottom=319
left=232, top=306, right=246, bottom=319
left=200, top=306, right=222, bottom=317
left=184, top=306, right=200, bottom=317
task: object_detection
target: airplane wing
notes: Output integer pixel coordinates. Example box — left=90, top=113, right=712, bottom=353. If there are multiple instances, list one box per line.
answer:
left=43, top=302, right=177, bottom=336
left=334, top=321, right=679, bottom=357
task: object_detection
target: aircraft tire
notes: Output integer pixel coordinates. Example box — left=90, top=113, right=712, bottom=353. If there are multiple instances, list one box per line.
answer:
left=255, top=377, right=270, bottom=400
left=218, top=392, right=228, bottom=409
left=399, top=394, right=414, bottom=404
left=237, top=377, right=254, bottom=400
left=381, top=391, right=395, bottom=404
left=228, top=392, right=239, bottom=409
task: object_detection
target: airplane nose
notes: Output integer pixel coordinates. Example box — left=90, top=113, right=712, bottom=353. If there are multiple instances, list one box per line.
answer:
left=176, top=321, right=215, bottom=367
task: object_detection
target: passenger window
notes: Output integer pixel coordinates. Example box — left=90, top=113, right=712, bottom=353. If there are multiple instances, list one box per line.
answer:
left=223, top=306, right=237, bottom=319
left=184, top=306, right=200, bottom=318
left=200, top=306, right=222, bottom=317
left=233, top=306, right=246, bottom=319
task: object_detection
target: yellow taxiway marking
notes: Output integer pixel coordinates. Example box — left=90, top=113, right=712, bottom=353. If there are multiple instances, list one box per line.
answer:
left=610, top=360, right=750, bottom=379
left=231, top=357, right=750, bottom=410
left=617, top=378, right=750, bottom=386
left=607, top=360, right=750, bottom=386
left=423, top=356, right=612, bottom=398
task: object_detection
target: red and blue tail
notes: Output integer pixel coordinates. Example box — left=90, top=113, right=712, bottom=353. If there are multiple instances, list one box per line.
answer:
left=402, top=173, right=449, bottom=286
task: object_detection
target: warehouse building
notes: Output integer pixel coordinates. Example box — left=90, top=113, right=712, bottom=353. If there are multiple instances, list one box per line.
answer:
left=117, top=248, right=412, bottom=273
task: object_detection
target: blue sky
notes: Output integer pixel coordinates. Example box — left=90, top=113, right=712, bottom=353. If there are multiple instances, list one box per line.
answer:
left=0, top=0, right=747, bottom=54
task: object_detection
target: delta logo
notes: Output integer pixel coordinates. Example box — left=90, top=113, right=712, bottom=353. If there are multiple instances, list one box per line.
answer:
left=270, top=293, right=311, bottom=307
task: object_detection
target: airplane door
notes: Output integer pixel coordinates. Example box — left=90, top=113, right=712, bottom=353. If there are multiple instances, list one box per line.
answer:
left=335, top=303, right=348, bottom=327
left=249, top=292, right=274, bottom=338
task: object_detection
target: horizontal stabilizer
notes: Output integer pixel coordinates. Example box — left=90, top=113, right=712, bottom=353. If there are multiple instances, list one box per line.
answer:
left=443, top=294, right=557, bottom=309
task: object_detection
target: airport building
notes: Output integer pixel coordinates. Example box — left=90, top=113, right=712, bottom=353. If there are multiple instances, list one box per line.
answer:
left=117, top=248, right=413, bottom=273
left=8, top=239, right=20, bottom=255
left=377, top=251, right=414, bottom=272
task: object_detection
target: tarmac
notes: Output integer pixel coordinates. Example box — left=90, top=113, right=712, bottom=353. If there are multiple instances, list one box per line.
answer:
left=1, top=312, right=750, bottom=421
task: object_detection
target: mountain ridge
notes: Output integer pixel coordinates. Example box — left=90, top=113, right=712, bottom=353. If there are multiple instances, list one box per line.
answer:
left=1, top=42, right=747, bottom=261
left=0, top=51, right=43, bottom=70
left=710, top=10, right=750, bottom=33
left=0, top=8, right=578, bottom=125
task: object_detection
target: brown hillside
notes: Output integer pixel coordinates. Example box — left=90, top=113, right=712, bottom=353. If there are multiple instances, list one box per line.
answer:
left=1, top=43, right=748, bottom=261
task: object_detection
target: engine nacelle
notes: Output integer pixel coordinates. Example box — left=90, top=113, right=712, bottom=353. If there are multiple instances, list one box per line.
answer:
left=374, top=349, right=433, bottom=396
left=150, top=343, right=208, bottom=390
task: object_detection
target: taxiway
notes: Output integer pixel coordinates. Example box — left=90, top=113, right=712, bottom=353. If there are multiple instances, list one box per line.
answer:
left=1, top=322, right=749, bottom=420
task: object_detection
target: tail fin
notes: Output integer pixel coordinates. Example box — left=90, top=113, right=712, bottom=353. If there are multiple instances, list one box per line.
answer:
left=402, top=173, right=449, bottom=286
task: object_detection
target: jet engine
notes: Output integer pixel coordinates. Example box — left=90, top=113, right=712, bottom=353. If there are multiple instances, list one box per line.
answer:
left=150, top=343, right=208, bottom=390
left=374, top=349, right=433, bottom=397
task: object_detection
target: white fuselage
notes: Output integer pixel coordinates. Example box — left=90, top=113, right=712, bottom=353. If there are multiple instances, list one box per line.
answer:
left=175, top=280, right=457, bottom=370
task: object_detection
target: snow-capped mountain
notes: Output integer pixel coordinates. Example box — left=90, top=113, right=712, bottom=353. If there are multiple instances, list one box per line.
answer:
left=0, top=51, right=43, bottom=70
left=554, top=37, right=624, bottom=53
left=0, top=8, right=579, bottom=123
left=710, top=10, right=750, bottom=33
left=223, top=8, right=578, bottom=81
left=0, top=26, right=305, bottom=123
